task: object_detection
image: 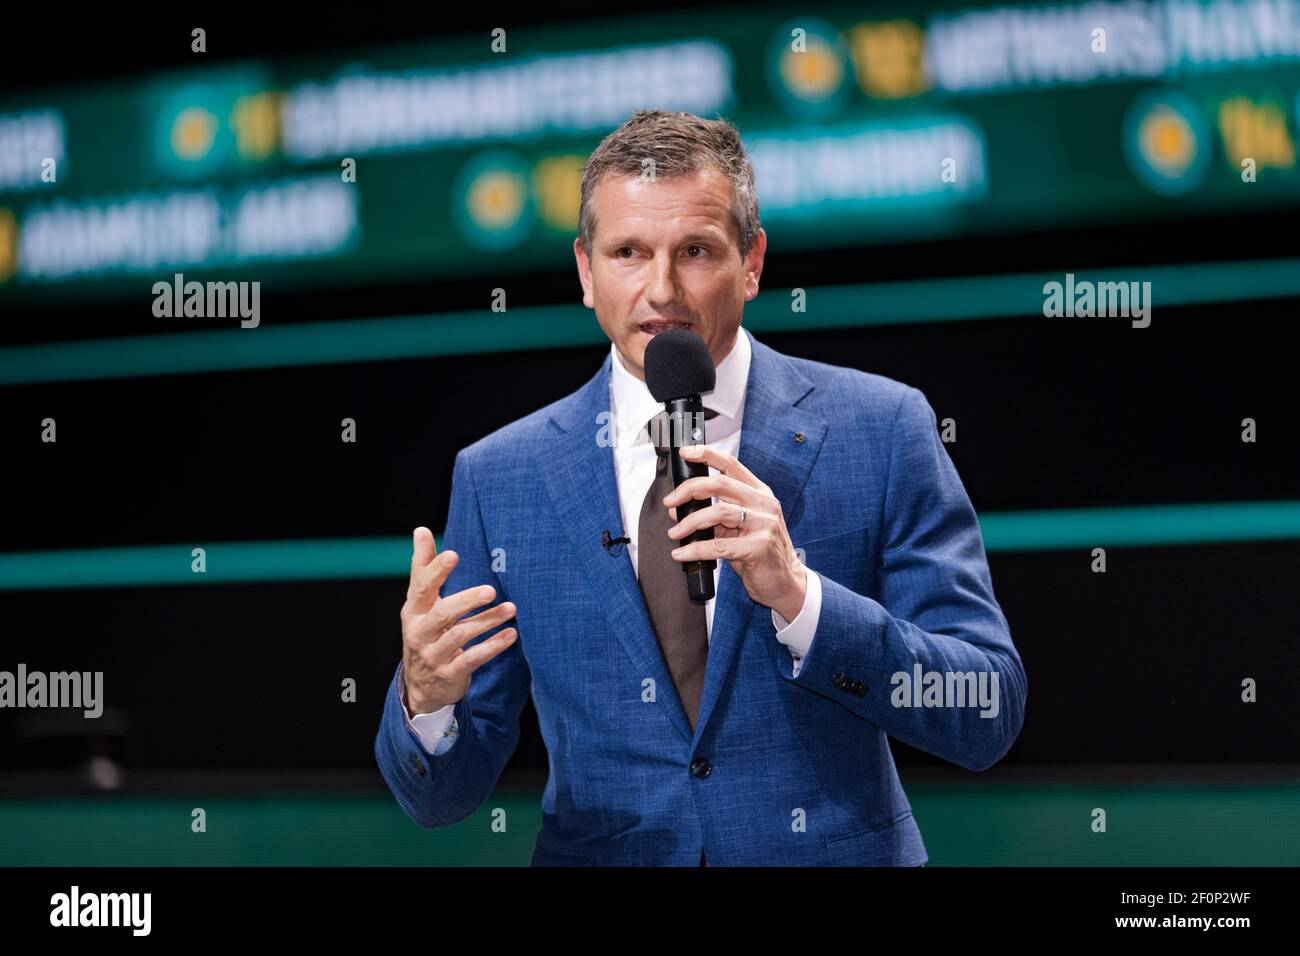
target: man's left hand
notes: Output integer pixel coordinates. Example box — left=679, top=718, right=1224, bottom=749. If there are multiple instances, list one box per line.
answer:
left=664, top=444, right=807, bottom=622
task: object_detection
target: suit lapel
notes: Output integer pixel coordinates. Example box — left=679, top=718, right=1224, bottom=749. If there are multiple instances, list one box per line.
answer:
left=541, top=352, right=697, bottom=744
left=540, top=330, right=828, bottom=749
left=691, top=331, right=828, bottom=743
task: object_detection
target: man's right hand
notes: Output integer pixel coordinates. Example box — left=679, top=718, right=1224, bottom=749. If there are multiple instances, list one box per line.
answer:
left=400, top=526, right=518, bottom=715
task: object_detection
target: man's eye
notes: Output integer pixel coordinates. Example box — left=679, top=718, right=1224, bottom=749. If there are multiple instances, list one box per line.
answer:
left=616, top=247, right=635, bottom=258
left=685, top=245, right=707, bottom=257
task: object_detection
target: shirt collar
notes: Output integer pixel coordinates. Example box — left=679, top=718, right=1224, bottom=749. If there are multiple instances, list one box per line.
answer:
left=608, top=327, right=751, bottom=448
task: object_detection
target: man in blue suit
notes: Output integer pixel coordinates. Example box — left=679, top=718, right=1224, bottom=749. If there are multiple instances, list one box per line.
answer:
left=376, top=110, right=1026, bottom=866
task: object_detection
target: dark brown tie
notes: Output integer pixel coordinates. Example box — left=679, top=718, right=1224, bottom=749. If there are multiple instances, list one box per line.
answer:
left=637, top=408, right=718, bottom=735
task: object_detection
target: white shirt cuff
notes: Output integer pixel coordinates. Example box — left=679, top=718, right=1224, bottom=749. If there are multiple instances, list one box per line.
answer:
left=397, top=662, right=459, bottom=755
left=772, top=569, right=821, bottom=677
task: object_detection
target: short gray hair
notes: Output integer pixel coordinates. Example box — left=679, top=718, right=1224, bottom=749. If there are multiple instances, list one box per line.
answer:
left=577, top=109, right=760, bottom=260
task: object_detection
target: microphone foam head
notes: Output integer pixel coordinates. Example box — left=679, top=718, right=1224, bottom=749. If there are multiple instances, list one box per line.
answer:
left=643, top=328, right=716, bottom=402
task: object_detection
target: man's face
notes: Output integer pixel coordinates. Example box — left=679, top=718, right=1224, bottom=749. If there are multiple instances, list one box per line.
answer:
left=574, top=166, right=766, bottom=380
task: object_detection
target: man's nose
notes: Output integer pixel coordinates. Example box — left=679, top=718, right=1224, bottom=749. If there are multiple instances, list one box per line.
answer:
left=644, top=255, right=681, bottom=306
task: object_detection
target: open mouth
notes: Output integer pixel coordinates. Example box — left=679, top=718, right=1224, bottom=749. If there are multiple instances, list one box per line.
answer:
left=639, top=321, right=691, bottom=336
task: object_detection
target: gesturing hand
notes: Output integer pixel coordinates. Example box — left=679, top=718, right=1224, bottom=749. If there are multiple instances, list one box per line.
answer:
left=662, top=445, right=807, bottom=622
left=400, top=527, right=518, bottom=715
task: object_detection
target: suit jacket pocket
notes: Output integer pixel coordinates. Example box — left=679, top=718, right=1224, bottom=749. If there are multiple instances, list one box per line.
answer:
left=530, top=844, right=597, bottom=867
left=822, top=811, right=918, bottom=866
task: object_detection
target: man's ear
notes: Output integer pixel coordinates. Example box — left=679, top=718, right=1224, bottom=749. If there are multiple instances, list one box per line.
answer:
left=743, top=227, right=767, bottom=301
left=574, top=237, right=595, bottom=309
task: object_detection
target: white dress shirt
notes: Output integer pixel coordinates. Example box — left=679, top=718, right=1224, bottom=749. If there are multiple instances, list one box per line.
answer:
left=402, top=328, right=822, bottom=754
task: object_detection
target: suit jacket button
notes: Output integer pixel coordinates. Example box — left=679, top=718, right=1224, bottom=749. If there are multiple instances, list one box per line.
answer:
left=832, top=672, right=845, bottom=688
left=690, top=757, right=712, bottom=779
left=410, top=753, right=427, bottom=777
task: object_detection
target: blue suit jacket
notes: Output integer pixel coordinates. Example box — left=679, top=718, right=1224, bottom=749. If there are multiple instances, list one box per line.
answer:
left=376, top=327, right=1026, bottom=865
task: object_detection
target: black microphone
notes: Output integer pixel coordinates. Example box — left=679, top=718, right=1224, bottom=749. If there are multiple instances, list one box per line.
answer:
left=643, top=328, right=717, bottom=605
left=601, top=529, right=631, bottom=553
